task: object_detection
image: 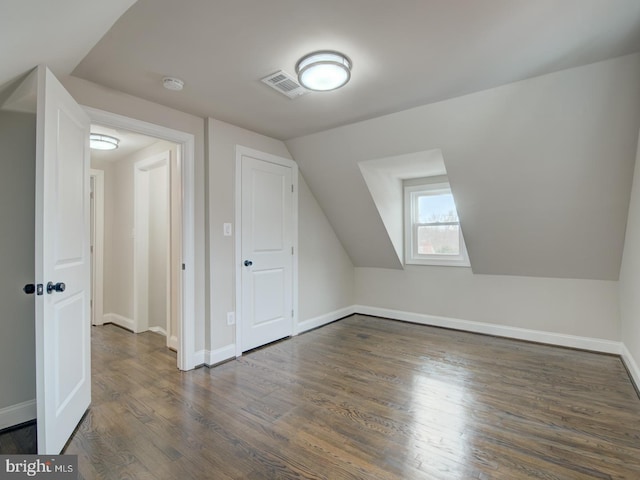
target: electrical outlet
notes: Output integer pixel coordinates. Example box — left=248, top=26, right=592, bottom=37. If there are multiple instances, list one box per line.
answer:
left=227, top=312, right=235, bottom=325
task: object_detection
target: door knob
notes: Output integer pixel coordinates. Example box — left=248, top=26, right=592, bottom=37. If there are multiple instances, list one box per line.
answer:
left=244, top=260, right=253, bottom=267
left=46, top=282, right=66, bottom=294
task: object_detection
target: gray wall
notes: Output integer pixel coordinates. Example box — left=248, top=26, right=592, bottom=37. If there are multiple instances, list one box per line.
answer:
left=298, top=175, right=354, bottom=321
left=207, top=118, right=355, bottom=352
left=0, top=111, right=36, bottom=421
left=619, top=130, right=640, bottom=386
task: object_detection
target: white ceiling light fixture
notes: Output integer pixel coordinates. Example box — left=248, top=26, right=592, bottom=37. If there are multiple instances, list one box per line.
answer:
left=296, top=51, right=352, bottom=92
left=90, top=133, right=119, bottom=150
left=163, top=76, right=184, bottom=91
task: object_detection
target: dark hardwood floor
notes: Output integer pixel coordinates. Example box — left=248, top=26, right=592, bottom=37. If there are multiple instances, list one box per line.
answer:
left=0, top=420, right=36, bottom=454
left=3, top=315, right=640, bottom=478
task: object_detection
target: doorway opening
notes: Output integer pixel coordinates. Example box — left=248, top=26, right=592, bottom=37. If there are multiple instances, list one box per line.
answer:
left=85, top=107, right=196, bottom=371
left=89, top=124, right=183, bottom=365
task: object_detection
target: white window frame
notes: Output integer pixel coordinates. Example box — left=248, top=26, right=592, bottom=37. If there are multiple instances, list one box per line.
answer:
left=404, top=182, right=470, bottom=267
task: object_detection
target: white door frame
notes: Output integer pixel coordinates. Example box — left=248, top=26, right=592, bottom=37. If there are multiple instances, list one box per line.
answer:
left=133, top=150, right=171, bottom=334
left=89, top=169, right=104, bottom=326
left=84, top=106, right=197, bottom=371
left=133, top=152, right=170, bottom=334
left=234, top=145, right=298, bottom=357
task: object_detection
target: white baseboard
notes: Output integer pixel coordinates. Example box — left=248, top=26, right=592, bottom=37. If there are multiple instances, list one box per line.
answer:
left=148, top=326, right=167, bottom=336
left=296, top=306, right=356, bottom=335
left=168, top=335, right=178, bottom=351
left=354, top=305, right=622, bottom=355
left=194, top=349, right=206, bottom=366
left=104, top=313, right=135, bottom=332
left=621, top=343, right=640, bottom=391
left=0, top=399, right=36, bottom=430
left=206, top=345, right=236, bottom=366
left=194, top=345, right=236, bottom=367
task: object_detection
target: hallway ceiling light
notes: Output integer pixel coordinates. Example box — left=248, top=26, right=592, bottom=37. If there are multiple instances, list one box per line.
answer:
left=90, top=133, right=119, bottom=150
left=295, top=51, right=351, bottom=91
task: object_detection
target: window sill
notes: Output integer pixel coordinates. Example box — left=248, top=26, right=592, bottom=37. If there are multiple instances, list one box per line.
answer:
left=405, top=257, right=471, bottom=268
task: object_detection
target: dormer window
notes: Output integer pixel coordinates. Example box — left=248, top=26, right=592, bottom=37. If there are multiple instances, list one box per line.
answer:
left=404, top=182, right=470, bottom=267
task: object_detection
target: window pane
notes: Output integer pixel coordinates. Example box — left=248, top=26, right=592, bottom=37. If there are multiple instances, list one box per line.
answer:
left=417, top=225, right=460, bottom=255
left=418, top=193, right=458, bottom=223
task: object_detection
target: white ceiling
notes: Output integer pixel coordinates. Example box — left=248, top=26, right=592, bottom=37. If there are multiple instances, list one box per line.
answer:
left=72, top=0, right=640, bottom=140
left=0, top=0, right=136, bottom=89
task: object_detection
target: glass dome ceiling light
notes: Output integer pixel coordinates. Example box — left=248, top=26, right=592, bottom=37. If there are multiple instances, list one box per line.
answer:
left=296, top=51, right=352, bottom=92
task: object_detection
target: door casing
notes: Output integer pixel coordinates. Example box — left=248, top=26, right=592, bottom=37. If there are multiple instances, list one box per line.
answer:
left=90, top=168, right=104, bottom=326
left=85, top=107, right=197, bottom=371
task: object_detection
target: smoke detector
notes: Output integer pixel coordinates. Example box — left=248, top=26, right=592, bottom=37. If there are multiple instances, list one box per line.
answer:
left=260, top=70, right=308, bottom=99
left=163, top=77, right=184, bottom=91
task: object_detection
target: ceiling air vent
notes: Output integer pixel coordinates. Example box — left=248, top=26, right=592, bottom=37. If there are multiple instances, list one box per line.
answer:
left=260, top=70, right=308, bottom=99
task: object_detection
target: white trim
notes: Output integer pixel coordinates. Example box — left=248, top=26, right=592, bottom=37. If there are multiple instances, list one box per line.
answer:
left=103, top=313, right=135, bottom=332
left=234, top=151, right=241, bottom=357
left=148, top=326, right=167, bottom=336
left=89, top=169, right=104, bottom=326
left=404, top=182, right=470, bottom=267
left=621, top=343, right=640, bottom=392
left=0, top=400, right=37, bottom=430
left=194, top=345, right=240, bottom=367
left=296, top=306, right=356, bottom=335
left=353, top=305, right=623, bottom=354
left=206, top=345, right=237, bottom=366
left=194, top=349, right=206, bottom=366
left=234, top=145, right=298, bottom=357
left=84, top=106, right=197, bottom=371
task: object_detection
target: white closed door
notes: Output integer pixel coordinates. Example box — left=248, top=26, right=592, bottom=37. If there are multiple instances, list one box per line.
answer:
left=35, top=66, right=91, bottom=453
left=240, top=154, right=294, bottom=352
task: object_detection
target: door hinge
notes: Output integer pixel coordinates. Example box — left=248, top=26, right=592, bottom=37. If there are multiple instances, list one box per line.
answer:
left=291, top=184, right=294, bottom=193
left=291, top=309, right=294, bottom=318
left=182, top=263, right=186, bottom=271
left=291, top=246, right=294, bottom=255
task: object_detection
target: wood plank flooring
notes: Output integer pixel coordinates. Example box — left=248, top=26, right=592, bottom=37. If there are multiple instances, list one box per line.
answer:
left=0, top=421, right=36, bottom=454
left=3, top=315, right=640, bottom=479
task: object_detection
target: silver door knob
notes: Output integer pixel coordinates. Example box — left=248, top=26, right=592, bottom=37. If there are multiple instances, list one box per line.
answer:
left=46, top=282, right=66, bottom=294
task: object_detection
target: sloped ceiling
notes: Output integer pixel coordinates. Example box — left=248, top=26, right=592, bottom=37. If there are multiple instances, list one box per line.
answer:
left=71, top=0, right=640, bottom=140
left=0, top=0, right=136, bottom=88
left=286, top=55, right=640, bottom=280
left=5, top=1, right=640, bottom=281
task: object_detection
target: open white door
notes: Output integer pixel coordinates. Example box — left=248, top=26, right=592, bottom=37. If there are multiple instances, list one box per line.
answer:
left=35, top=66, right=91, bottom=453
left=239, top=150, right=296, bottom=352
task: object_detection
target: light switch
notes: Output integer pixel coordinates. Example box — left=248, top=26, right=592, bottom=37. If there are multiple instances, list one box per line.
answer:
left=223, top=223, right=232, bottom=236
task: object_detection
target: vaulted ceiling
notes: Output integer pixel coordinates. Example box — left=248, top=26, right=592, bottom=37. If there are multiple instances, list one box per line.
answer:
left=5, top=0, right=640, bottom=280
left=286, top=55, right=640, bottom=279
left=0, top=0, right=136, bottom=89
left=71, top=0, right=640, bottom=140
